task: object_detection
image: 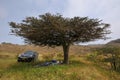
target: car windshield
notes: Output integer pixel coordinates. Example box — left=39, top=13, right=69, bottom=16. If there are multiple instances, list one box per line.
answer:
left=23, top=51, right=34, bottom=56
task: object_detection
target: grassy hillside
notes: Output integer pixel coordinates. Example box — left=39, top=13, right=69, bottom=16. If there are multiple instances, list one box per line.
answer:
left=0, top=43, right=91, bottom=60
left=0, top=43, right=120, bottom=80
left=107, top=38, right=120, bottom=46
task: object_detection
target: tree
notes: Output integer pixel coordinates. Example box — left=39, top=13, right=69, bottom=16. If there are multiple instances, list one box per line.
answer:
left=9, top=13, right=110, bottom=64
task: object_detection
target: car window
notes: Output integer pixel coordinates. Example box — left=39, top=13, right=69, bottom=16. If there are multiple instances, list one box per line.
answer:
left=24, top=51, right=34, bottom=56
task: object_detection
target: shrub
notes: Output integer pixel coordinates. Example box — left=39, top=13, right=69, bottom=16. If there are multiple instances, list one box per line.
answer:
left=96, top=46, right=120, bottom=71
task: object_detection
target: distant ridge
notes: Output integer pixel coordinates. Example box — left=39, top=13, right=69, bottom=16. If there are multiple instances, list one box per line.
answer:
left=107, top=39, right=120, bottom=46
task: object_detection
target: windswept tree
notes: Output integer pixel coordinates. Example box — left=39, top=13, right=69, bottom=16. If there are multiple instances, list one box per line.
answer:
left=9, top=13, right=110, bottom=64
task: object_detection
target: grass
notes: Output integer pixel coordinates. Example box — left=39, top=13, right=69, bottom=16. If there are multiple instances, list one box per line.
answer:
left=0, top=44, right=120, bottom=80
left=0, top=54, right=120, bottom=80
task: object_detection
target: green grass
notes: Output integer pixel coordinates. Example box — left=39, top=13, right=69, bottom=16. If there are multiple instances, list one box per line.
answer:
left=0, top=53, right=120, bottom=80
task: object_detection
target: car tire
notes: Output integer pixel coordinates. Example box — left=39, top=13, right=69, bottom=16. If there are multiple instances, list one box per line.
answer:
left=29, top=59, right=31, bottom=62
left=18, top=60, right=21, bottom=62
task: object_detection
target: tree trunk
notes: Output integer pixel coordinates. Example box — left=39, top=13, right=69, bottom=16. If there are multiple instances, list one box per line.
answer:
left=63, top=44, right=70, bottom=64
left=111, top=54, right=117, bottom=70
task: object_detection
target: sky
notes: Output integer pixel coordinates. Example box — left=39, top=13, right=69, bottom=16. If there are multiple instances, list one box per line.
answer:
left=0, top=0, right=120, bottom=45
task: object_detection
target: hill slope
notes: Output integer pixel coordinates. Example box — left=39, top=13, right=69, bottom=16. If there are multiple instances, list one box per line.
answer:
left=107, top=39, right=120, bottom=46
left=0, top=43, right=91, bottom=58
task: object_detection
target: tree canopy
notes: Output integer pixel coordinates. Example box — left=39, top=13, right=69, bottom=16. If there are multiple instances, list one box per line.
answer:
left=9, top=13, right=110, bottom=64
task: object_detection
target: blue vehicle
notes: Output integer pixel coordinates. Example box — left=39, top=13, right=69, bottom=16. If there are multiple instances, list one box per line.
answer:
left=18, top=51, right=38, bottom=62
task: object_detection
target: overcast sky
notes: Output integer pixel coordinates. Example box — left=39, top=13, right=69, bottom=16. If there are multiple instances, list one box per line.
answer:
left=0, top=0, right=120, bottom=45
